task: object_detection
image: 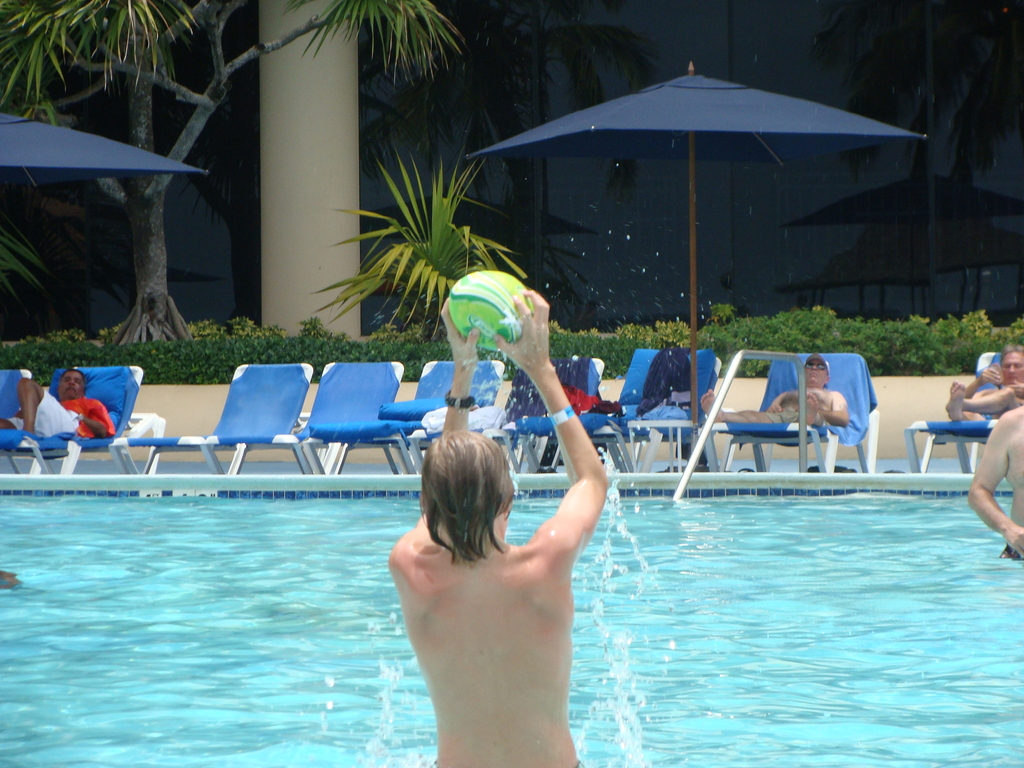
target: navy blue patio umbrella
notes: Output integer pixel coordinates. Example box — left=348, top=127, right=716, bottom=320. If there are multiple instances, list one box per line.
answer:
left=0, top=113, right=202, bottom=185
left=471, top=68, right=922, bottom=428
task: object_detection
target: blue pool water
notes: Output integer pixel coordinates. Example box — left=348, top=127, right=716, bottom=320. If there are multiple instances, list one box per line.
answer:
left=1, top=490, right=1022, bottom=767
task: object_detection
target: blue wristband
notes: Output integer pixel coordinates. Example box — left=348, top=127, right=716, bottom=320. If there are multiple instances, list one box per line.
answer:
left=550, top=405, right=577, bottom=425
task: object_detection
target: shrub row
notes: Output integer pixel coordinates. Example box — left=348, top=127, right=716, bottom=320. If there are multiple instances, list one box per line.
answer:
left=3, top=308, right=1021, bottom=385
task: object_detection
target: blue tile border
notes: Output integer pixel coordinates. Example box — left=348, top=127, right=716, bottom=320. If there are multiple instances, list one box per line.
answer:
left=0, top=472, right=1008, bottom=501
left=0, top=486, right=1003, bottom=499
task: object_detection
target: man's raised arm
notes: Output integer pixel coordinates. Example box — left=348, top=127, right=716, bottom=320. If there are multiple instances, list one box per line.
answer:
left=440, top=301, right=481, bottom=434
left=496, top=292, right=608, bottom=558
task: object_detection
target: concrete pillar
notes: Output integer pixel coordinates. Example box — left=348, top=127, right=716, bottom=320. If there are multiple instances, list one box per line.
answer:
left=259, top=0, right=361, bottom=337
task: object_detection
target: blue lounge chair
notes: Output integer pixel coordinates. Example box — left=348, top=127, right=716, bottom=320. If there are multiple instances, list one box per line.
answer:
left=491, top=357, right=606, bottom=473
left=0, top=366, right=161, bottom=474
left=410, top=360, right=505, bottom=402
left=376, top=360, right=506, bottom=426
left=626, top=349, right=721, bottom=472
left=617, top=349, right=660, bottom=422
left=299, top=362, right=409, bottom=474
left=110, top=364, right=312, bottom=474
left=0, top=368, right=30, bottom=418
left=904, top=353, right=1000, bottom=473
left=714, top=352, right=879, bottom=473
left=384, top=360, right=507, bottom=471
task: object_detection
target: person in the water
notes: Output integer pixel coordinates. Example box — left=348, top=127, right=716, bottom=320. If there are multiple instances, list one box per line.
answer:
left=389, top=291, right=607, bottom=768
left=968, top=404, right=1024, bottom=560
left=0, top=570, right=21, bottom=588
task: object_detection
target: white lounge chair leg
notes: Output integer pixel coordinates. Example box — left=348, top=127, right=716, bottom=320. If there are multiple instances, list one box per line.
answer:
left=59, top=442, right=82, bottom=475
left=723, top=437, right=737, bottom=472
left=302, top=442, right=326, bottom=474
left=29, top=446, right=52, bottom=474
left=638, top=430, right=663, bottom=473
left=143, top=447, right=162, bottom=474
left=611, top=432, right=634, bottom=472
left=866, top=409, right=880, bottom=473
left=226, top=445, right=248, bottom=475
left=921, top=434, right=937, bottom=473
left=956, top=443, right=972, bottom=473
left=334, top=444, right=351, bottom=474
left=904, top=427, right=922, bottom=473
left=811, top=432, right=828, bottom=472
left=752, top=445, right=767, bottom=472
left=824, top=434, right=838, bottom=473
left=704, top=432, right=720, bottom=472
left=291, top=445, right=313, bottom=474
left=200, top=444, right=226, bottom=474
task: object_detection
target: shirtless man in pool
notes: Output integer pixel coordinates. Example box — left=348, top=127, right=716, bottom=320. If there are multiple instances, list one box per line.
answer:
left=389, top=292, right=608, bottom=768
left=968, top=405, right=1024, bottom=560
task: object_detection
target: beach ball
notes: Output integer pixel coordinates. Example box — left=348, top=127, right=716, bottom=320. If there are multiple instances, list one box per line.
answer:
left=448, top=271, right=531, bottom=350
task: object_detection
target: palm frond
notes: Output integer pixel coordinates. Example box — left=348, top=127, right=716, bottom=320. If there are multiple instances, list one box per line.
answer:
left=0, top=1, right=192, bottom=108
left=0, top=213, right=48, bottom=298
left=319, top=156, right=521, bottom=327
left=287, top=0, right=461, bottom=75
left=547, top=23, right=656, bottom=110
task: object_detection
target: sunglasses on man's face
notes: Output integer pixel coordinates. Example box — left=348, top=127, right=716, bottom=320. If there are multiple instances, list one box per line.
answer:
left=805, top=362, right=828, bottom=370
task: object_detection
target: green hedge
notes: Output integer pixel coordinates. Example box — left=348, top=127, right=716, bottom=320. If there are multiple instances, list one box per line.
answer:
left=3, top=308, right=1021, bottom=384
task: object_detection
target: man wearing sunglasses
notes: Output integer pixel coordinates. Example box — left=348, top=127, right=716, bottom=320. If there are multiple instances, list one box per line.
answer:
left=700, top=353, right=849, bottom=428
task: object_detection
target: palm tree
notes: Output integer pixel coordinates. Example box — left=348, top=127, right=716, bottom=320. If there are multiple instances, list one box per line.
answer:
left=0, top=0, right=460, bottom=342
left=321, top=157, right=523, bottom=332
left=813, top=0, right=1024, bottom=180
left=359, top=0, right=655, bottom=314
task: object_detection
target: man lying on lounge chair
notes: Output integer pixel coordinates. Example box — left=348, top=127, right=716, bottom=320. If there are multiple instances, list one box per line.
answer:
left=946, top=344, right=1024, bottom=421
left=699, top=353, right=849, bottom=428
left=0, top=369, right=113, bottom=438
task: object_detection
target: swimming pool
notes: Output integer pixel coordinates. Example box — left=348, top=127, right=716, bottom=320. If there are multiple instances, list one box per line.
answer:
left=1, top=490, right=1021, bottom=767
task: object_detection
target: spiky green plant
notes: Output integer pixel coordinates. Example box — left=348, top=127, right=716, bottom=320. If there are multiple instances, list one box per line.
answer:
left=0, top=212, right=45, bottom=298
left=320, top=157, right=524, bottom=329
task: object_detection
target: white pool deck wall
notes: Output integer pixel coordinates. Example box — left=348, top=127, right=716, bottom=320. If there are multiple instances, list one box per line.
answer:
left=123, top=374, right=978, bottom=467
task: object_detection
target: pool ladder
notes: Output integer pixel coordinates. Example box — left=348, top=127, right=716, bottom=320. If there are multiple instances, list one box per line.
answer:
left=674, top=350, right=811, bottom=501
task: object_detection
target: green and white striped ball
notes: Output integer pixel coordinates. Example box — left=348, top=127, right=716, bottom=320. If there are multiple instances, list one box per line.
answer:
left=448, top=271, right=531, bottom=350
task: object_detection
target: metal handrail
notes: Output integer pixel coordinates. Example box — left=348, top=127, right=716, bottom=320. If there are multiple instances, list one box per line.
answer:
left=674, top=350, right=809, bottom=501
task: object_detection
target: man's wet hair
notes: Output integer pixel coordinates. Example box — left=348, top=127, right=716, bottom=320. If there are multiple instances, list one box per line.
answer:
left=60, top=368, right=84, bottom=381
left=421, top=431, right=514, bottom=563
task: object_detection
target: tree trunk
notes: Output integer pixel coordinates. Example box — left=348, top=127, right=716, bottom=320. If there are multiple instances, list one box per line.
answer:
left=111, top=76, right=192, bottom=343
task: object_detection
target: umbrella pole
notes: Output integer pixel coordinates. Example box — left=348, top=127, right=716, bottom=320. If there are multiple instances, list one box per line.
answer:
left=689, top=129, right=700, bottom=453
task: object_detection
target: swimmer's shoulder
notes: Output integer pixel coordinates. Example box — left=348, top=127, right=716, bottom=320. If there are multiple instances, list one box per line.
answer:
left=512, top=518, right=590, bottom=579
left=390, top=529, right=447, bottom=578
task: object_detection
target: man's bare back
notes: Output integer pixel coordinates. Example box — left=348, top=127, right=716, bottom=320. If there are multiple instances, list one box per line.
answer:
left=390, top=292, right=606, bottom=768
left=390, top=512, right=579, bottom=767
